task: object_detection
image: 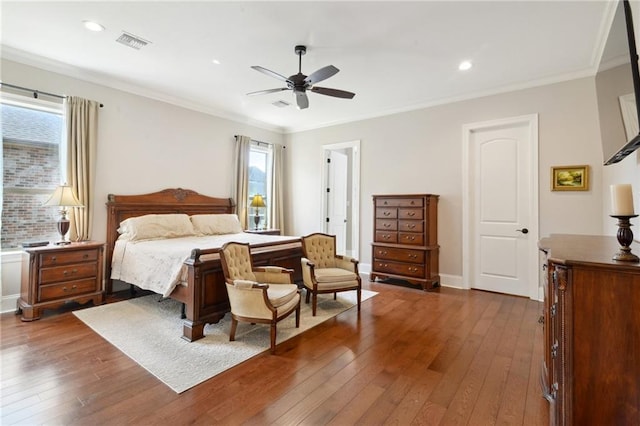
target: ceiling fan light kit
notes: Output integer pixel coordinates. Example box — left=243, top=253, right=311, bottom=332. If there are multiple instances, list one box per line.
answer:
left=248, top=45, right=355, bottom=110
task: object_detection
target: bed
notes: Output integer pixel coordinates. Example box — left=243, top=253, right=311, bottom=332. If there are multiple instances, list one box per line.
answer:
left=105, top=188, right=303, bottom=342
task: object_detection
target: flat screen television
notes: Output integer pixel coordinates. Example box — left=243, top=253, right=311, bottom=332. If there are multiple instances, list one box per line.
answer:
left=596, top=0, right=640, bottom=165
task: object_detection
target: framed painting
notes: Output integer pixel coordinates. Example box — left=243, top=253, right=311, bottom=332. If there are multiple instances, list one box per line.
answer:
left=551, top=165, right=589, bottom=191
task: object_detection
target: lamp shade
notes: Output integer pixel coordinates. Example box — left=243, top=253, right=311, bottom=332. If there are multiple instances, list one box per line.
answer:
left=250, top=194, right=266, bottom=208
left=43, top=184, right=84, bottom=208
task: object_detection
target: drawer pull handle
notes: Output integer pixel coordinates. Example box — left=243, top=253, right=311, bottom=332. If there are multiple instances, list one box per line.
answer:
left=383, top=235, right=390, bottom=239
left=51, top=256, right=57, bottom=263
left=83, top=254, right=89, bottom=259
left=384, top=223, right=390, bottom=228
left=407, top=224, right=415, bottom=229
left=409, top=254, right=417, bottom=259
left=383, top=201, right=388, bottom=205
left=378, top=251, right=387, bottom=256
left=538, top=315, right=544, bottom=324
left=383, top=211, right=390, bottom=216
left=410, top=201, right=415, bottom=205
left=407, top=212, right=415, bottom=217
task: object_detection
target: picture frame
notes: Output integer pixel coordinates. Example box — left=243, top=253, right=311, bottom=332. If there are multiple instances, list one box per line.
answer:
left=551, top=165, right=589, bottom=191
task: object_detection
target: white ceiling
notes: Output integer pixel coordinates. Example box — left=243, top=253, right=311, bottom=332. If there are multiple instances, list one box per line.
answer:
left=0, top=1, right=621, bottom=133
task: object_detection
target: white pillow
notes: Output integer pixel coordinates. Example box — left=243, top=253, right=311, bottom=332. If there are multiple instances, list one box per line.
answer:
left=190, top=214, right=243, bottom=235
left=117, top=214, right=196, bottom=241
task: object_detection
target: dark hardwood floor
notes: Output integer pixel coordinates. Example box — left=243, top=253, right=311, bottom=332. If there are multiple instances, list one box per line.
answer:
left=1, top=282, right=548, bottom=425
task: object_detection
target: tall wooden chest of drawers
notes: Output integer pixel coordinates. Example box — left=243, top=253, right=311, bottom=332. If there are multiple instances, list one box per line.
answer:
left=17, top=241, right=104, bottom=321
left=370, top=194, right=439, bottom=290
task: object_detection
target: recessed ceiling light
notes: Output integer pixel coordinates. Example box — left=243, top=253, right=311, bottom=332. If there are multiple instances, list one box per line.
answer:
left=212, top=59, right=221, bottom=65
left=459, top=60, right=472, bottom=71
left=83, top=20, right=105, bottom=32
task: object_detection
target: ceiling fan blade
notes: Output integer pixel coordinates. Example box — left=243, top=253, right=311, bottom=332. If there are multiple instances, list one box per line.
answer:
left=295, top=91, right=309, bottom=109
left=304, top=65, right=339, bottom=85
left=310, top=86, right=356, bottom=99
left=251, top=66, right=291, bottom=84
left=246, top=88, right=290, bottom=96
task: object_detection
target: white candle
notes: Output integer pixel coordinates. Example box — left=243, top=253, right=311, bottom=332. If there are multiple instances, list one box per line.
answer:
left=610, top=184, right=635, bottom=215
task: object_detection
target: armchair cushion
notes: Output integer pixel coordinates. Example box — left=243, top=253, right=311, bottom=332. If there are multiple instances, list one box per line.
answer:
left=267, top=284, right=299, bottom=308
left=313, top=268, right=358, bottom=283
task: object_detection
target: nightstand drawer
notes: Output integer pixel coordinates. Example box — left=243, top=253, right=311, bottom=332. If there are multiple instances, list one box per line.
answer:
left=39, top=278, right=99, bottom=301
left=39, top=249, right=98, bottom=267
left=39, top=262, right=98, bottom=285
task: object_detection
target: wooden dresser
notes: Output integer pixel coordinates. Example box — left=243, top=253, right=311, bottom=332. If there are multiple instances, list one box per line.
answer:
left=538, top=234, right=640, bottom=425
left=370, top=194, right=439, bottom=290
left=17, top=241, right=104, bottom=321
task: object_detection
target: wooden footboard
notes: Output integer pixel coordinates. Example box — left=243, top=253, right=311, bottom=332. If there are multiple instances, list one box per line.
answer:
left=105, top=188, right=303, bottom=342
left=177, top=242, right=303, bottom=342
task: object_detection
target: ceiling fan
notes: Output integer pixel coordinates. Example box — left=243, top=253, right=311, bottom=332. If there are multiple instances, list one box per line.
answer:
left=247, top=45, right=355, bottom=110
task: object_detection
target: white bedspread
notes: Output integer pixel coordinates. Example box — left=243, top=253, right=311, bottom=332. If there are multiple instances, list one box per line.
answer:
left=110, top=233, right=299, bottom=297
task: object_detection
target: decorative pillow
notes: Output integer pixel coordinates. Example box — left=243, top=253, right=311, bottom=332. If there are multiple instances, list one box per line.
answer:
left=190, top=214, right=243, bottom=235
left=117, top=214, right=196, bottom=241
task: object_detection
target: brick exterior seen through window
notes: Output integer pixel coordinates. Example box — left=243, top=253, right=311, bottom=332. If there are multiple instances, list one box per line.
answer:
left=2, top=102, right=63, bottom=249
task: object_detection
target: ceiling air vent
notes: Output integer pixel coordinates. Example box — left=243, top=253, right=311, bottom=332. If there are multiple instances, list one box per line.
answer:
left=116, top=32, right=150, bottom=50
left=272, top=100, right=290, bottom=108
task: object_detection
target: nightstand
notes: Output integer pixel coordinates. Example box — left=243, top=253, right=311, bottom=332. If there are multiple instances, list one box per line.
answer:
left=245, top=229, right=281, bottom=236
left=17, top=241, right=105, bottom=321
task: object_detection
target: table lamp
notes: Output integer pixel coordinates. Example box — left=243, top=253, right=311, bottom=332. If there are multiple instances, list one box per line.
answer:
left=249, top=194, right=266, bottom=230
left=43, top=183, right=84, bottom=245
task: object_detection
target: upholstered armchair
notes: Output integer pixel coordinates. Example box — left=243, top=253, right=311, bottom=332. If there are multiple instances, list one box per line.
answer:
left=219, top=242, right=301, bottom=354
left=300, top=233, right=361, bottom=316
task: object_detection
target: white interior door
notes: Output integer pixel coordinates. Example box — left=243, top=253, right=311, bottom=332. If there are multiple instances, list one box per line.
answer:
left=326, top=150, right=348, bottom=254
left=463, top=115, right=539, bottom=298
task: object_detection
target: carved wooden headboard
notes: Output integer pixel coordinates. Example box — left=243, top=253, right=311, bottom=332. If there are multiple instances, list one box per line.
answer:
left=105, top=188, right=235, bottom=286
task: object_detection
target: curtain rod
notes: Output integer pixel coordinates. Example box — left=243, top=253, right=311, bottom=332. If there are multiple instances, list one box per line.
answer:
left=0, top=82, right=104, bottom=107
left=234, top=135, right=272, bottom=147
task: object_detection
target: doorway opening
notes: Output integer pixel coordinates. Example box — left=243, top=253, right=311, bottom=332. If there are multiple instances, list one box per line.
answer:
left=321, top=140, right=360, bottom=259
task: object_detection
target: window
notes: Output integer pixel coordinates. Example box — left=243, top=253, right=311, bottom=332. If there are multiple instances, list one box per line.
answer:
left=248, top=142, right=273, bottom=229
left=1, top=95, right=64, bottom=249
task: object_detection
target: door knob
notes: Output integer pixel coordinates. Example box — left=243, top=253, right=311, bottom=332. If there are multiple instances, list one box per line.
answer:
left=517, top=228, right=529, bottom=234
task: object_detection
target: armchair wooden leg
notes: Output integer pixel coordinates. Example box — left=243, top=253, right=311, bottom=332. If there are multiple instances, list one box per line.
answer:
left=229, top=317, right=238, bottom=341
left=270, top=323, right=277, bottom=354
left=312, top=293, right=318, bottom=316
left=305, top=288, right=311, bottom=304
left=334, top=292, right=337, bottom=300
left=295, top=300, right=301, bottom=328
left=357, top=287, right=361, bottom=311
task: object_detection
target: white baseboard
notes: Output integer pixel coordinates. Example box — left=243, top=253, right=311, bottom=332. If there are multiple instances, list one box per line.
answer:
left=2, top=294, right=19, bottom=314
left=360, top=263, right=464, bottom=290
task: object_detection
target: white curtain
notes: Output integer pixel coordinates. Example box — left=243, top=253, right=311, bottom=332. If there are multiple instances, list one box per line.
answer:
left=232, top=135, right=251, bottom=229
left=270, top=144, right=285, bottom=232
left=65, top=96, right=99, bottom=241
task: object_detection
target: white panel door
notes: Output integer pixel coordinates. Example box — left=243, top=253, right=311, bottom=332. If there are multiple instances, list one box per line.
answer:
left=326, top=151, right=348, bottom=254
left=466, top=116, right=537, bottom=297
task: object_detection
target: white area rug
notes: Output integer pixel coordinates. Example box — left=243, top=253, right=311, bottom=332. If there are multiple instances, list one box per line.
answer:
left=73, top=289, right=376, bottom=393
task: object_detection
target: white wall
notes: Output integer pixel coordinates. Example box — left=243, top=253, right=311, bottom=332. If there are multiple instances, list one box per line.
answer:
left=284, top=77, right=606, bottom=280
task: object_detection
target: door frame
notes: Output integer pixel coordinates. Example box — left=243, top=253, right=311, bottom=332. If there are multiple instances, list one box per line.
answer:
left=321, top=140, right=361, bottom=259
left=462, top=114, right=540, bottom=300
